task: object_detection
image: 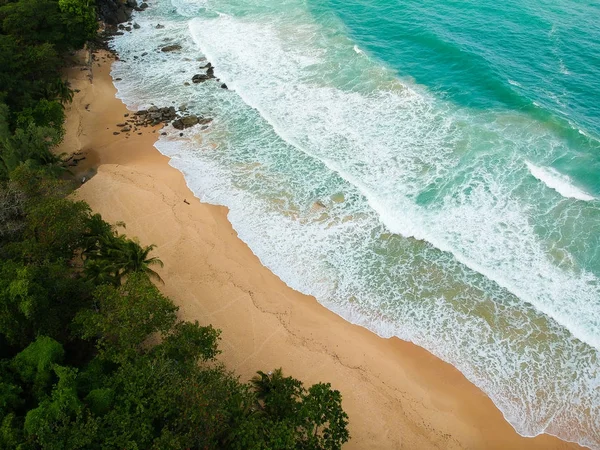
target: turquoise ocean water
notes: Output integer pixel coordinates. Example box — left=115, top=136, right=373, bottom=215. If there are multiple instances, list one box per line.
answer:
left=109, top=0, right=600, bottom=446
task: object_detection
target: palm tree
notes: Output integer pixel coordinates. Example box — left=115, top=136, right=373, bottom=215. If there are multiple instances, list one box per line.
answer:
left=83, top=226, right=164, bottom=285
left=108, top=237, right=164, bottom=284
left=250, top=368, right=302, bottom=418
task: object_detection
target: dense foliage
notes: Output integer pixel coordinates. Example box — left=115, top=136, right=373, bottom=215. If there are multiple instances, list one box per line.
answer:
left=0, top=0, right=97, bottom=178
left=0, top=166, right=349, bottom=449
left=0, top=0, right=349, bottom=447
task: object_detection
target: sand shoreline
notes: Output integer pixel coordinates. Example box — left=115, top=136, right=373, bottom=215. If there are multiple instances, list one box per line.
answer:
left=58, top=49, right=583, bottom=450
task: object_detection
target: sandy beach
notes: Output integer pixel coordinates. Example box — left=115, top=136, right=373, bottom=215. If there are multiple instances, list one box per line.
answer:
left=58, top=50, right=583, bottom=450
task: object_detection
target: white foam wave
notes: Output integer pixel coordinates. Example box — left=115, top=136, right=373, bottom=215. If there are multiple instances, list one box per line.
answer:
left=188, top=14, right=600, bottom=351
left=526, top=162, right=595, bottom=201
left=353, top=45, right=364, bottom=55
left=107, top=3, right=600, bottom=447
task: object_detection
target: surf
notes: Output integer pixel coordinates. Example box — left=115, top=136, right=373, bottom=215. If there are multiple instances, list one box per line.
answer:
left=526, top=161, right=595, bottom=202
left=108, top=0, right=600, bottom=447
left=187, top=12, right=600, bottom=350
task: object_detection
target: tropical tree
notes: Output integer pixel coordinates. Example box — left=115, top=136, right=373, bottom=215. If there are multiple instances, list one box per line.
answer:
left=251, top=368, right=303, bottom=418
left=73, top=274, right=177, bottom=361
left=248, top=368, right=350, bottom=449
left=106, top=238, right=164, bottom=284
left=84, top=232, right=164, bottom=285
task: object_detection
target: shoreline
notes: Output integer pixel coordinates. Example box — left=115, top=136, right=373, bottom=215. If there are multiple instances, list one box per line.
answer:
left=59, top=49, right=583, bottom=450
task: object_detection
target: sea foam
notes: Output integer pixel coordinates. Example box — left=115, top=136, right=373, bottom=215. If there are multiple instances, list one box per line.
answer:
left=526, top=161, right=595, bottom=201
left=107, top=1, right=600, bottom=447
left=186, top=13, right=600, bottom=351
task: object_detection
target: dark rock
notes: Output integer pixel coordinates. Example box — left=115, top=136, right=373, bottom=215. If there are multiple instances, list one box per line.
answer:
left=124, top=113, right=130, bottom=117
left=148, top=106, right=159, bottom=112
left=125, top=26, right=132, bottom=32
left=161, top=44, right=181, bottom=52
left=121, top=126, right=131, bottom=132
left=184, top=82, right=190, bottom=86
left=161, top=132, right=167, bottom=135
left=115, top=8, right=128, bottom=22
left=116, top=122, right=127, bottom=127
left=113, top=132, right=120, bottom=135
left=183, top=116, right=200, bottom=127
left=134, top=110, right=148, bottom=115
left=126, top=0, right=137, bottom=7
left=198, top=118, right=213, bottom=125
left=192, top=74, right=210, bottom=83
left=172, top=115, right=200, bottom=129
left=133, top=23, right=140, bottom=29
left=156, top=24, right=164, bottom=29
left=179, top=133, right=184, bottom=137
left=115, top=78, right=122, bottom=81
left=140, top=2, right=148, bottom=8
left=141, top=52, right=147, bottom=56
left=220, top=83, right=228, bottom=89
left=97, top=0, right=135, bottom=25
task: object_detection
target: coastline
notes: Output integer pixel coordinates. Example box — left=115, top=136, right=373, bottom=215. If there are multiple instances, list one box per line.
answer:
left=59, top=50, right=583, bottom=450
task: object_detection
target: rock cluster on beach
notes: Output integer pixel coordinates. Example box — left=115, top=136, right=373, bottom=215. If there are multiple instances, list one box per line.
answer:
left=111, top=106, right=213, bottom=135
left=134, top=106, right=178, bottom=126
left=172, top=116, right=213, bottom=130
left=97, top=0, right=220, bottom=137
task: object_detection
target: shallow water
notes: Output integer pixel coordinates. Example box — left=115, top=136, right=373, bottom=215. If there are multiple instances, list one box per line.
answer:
left=110, top=0, right=600, bottom=447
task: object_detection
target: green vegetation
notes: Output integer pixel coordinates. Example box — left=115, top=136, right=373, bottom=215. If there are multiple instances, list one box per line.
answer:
left=0, top=166, right=349, bottom=449
left=0, top=0, right=349, bottom=447
left=0, top=0, right=95, bottom=178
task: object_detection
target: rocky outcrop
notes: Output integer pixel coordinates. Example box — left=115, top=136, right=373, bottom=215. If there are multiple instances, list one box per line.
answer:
left=192, top=74, right=211, bottom=83
left=161, top=44, right=181, bottom=52
left=192, top=62, right=217, bottom=83
left=172, top=116, right=212, bottom=130
left=97, top=0, right=134, bottom=25
left=113, top=106, right=212, bottom=134
left=132, top=106, right=178, bottom=126
left=97, top=0, right=148, bottom=26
